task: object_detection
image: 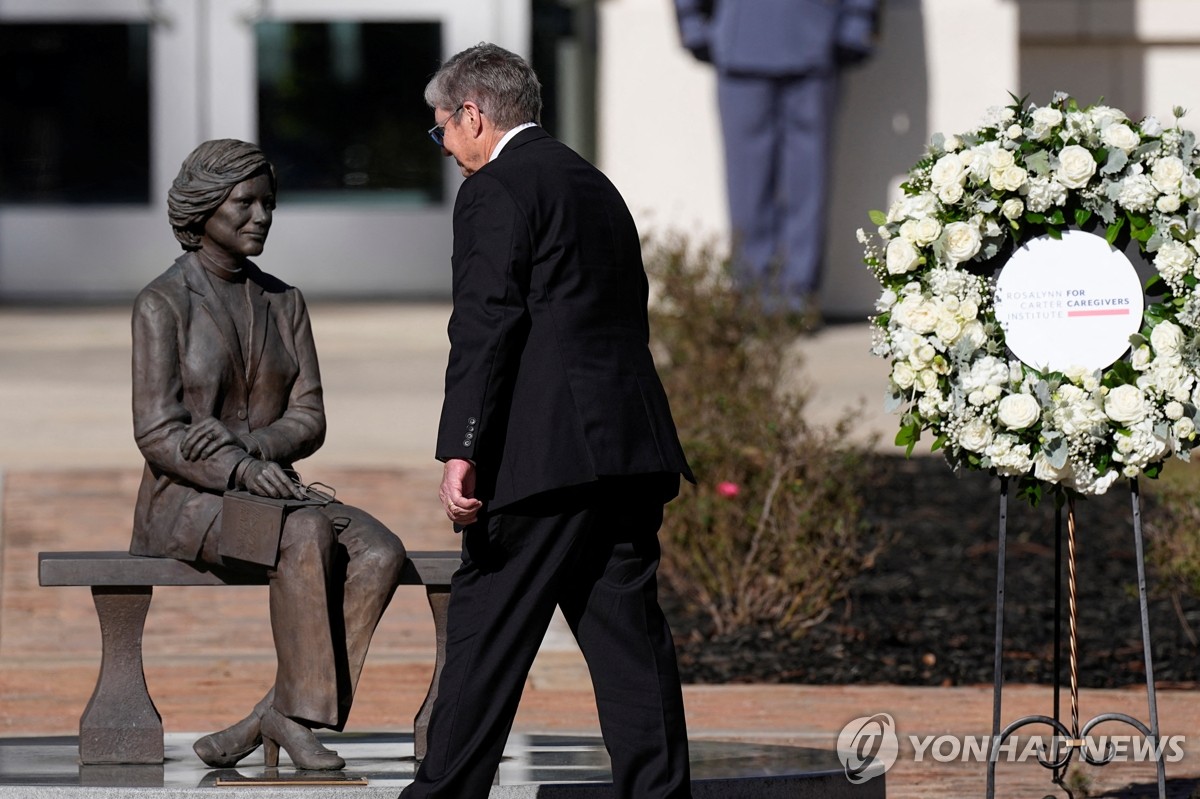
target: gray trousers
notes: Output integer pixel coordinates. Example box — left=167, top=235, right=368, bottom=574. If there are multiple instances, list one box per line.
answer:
left=199, top=502, right=405, bottom=728
left=717, top=69, right=839, bottom=307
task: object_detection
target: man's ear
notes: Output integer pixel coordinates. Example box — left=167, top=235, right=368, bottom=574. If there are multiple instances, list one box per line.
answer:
left=462, top=101, right=484, bottom=137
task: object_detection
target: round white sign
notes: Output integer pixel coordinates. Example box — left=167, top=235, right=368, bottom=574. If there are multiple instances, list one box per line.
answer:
left=993, top=230, right=1144, bottom=373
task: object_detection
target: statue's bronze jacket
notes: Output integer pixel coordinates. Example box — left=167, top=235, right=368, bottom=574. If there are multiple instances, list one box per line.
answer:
left=129, top=252, right=325, bottom=560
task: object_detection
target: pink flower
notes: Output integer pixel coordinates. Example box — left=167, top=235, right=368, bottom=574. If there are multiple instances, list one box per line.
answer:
left=715, top=481, right=740, bottom=498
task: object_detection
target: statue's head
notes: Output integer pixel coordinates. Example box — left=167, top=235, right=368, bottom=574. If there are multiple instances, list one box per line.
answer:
left=168, top=139, right=277, bottom=251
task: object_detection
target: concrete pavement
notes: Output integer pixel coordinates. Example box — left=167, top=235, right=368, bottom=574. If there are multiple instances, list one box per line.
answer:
left=2, top=302, right=1198, bottom=798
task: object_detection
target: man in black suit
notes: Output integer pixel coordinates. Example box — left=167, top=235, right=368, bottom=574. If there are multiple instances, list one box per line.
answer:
left=399, top=43, right=694, bottom=799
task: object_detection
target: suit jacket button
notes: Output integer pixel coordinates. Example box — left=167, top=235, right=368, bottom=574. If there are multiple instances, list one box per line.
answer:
left=237, top=410, right=247, bottom=420
left=467, top=417, right=477, bottom=425
left=462, top=439, right=471, bottom=447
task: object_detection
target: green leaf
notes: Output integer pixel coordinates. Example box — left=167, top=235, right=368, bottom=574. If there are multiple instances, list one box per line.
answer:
left=1026, top=212, right=1046, bottom=224
left=868, top=209, right=888, bottom=226
left=1047, top=208, right=1066, bottom=225
left=1074, top=208, right=1093, bottom=228
left=931, top=434, right=948, bottom=453
left=1046, top=226, right=1063, bottom=240
left=1106, top=217, right=1126, bottom=245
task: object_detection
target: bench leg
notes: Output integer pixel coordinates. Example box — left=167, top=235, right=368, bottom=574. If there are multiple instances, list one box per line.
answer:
left=79, top=587, right=163, bottom=764
left=413, top=584, right=450, bottom=762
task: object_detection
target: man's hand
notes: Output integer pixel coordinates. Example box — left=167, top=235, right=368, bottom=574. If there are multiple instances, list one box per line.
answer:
left=180, top=417, right=241, bottom=461
left=439, top=458, right=482, bottom=526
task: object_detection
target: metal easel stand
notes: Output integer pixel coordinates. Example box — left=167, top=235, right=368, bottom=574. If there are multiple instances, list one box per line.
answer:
left=985, top=477, right=1166, bottom=799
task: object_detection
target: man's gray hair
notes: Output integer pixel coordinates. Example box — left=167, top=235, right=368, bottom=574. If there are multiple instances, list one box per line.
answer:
left=424, top=43, right=542, bottom=131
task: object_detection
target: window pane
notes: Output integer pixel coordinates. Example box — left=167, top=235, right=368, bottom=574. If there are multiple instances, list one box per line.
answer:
left=257, top=21, right=443, bottom=205
left=0, top=23, right=151, bottom=205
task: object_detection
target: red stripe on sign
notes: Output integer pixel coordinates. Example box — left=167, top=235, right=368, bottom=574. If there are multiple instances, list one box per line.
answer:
left=1067, top=309, right=1131, bottom=317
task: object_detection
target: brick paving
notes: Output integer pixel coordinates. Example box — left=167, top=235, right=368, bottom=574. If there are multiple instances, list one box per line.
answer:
left=2, top=304, right=1199, bottom=797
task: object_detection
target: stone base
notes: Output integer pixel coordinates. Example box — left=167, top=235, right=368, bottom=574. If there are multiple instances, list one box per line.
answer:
left=0, top=732, right=885, bottom=798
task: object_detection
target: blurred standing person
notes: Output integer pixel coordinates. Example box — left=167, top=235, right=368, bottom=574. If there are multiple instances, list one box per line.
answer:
left=674, top=0, right=880, bottom=326
left=402, top=43, right=695, bottom=799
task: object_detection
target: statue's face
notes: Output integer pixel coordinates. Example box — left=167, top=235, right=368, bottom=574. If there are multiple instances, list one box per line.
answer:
left=201, top=172, right=275, bottom=258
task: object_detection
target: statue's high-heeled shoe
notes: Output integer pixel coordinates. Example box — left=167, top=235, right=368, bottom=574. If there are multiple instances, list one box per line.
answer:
left=261, top=706, right=345, bottom=771
left=193, top=704, right=266, bottom=768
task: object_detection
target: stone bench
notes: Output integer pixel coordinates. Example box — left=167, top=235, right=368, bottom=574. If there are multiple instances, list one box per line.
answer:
left=37, top=549, right=459, bottom=766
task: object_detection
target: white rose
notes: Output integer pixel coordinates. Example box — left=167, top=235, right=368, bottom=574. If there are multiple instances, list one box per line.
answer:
left=997, top=393, right=1041, bottom=430
left=936, top=316, right=962, bottom=344
left=989, top=148, right=1016, bottom=170
left=937, top=182, right=965, bottom=205
left=901, top=193, right=939, bottom=220
left=1155, top=240, right=1195, bottom=283
left=960, top=145, right=995, bottom=182
left=917, top=370, right=940, bottom=392
left=1182, top=174, right=1200, bottom=199
left=944, top=135, right=963, bottom=152
left=1166, top=400, right=1185, bottom=421
left=1175, top=417, right=1196, bottom=441
left=958, top=419, right=994, bottom=453
left=1001, top=198, right=1024, bottom=220
left=1131, top=345, right=1151, bottom=371
left=1157, top=194, right=1182, bottom=214
left=930, top=154, right=966, bottom=188
left=904, top=217, right=942, bottom=246
left=886, top=238, right=921, bottom=275
left=1101, top=122, right=1140, bottom=153
left=1117, top=174, right=1158, bottom=213
left=1141, top=116, right=1163, bottom=137
left=1104, top=384, right=1147, bottom=424
left=876, top=288, right=898, bottom=311
left=1007, top=124, right=1024, bottom=140
left=1151, top=156, right=1186, bottom=193
left=959, top=299, right=979, bottom=320
left=990, top=165, right=1029, bottom=192
left=1090, top=105, right=1126, bottom=129
left=960, top=319, right=987, bottom=351
left=983, top=384, right=1003, bottom=403
left=892, top=362, right=915, bottom=389
left=1031, top=106, right=1063, bottom=129
left=1055, top=145, right=1098, bottom=189
left=1151, top=320, right=1185, bottom=358
left=905, top=303, right=939, bottom=336
left=1034, top=452, right=1074, bottom=484
left=942, top=221, right=982, bottom=265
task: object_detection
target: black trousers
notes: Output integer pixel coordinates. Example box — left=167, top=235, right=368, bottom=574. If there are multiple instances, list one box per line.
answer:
left=400, top=476, right=692, bottom=799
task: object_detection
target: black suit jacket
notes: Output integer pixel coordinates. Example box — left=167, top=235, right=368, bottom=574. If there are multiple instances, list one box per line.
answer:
left=435, top=127, right=693, bottom=510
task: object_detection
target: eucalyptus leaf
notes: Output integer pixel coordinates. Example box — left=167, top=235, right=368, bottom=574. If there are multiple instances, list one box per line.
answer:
left=1146, top=229, right=1165, bottom=252
left=1044, top=436, right=1069, bottom=469
left=884, top=388, right=905, bottom=414
left=1024, top=149, right=1051, bottom=176
left=1101, top=149, right=1129, bottom=175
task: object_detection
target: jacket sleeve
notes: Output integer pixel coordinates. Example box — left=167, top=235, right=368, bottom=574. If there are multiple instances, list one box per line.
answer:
left=673, top=0, right=714, bottom=62
left=245, top=289, right=326, bottom=464
left=837, top=0, right=880, bottom=64
left=131, top=288, right=247, bottom=490
left=435, top=172, right=532, bottom=466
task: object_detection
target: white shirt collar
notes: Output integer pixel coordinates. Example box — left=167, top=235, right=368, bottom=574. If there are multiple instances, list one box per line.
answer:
left=490, top=122, right=539, bottom=162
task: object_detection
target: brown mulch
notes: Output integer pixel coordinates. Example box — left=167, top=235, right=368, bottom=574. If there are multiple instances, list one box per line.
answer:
left=668, top=456, right=1200, bottom=688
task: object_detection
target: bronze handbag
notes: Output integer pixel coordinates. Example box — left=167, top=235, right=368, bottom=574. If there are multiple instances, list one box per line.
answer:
left=219, top=478, right=335, bottom=567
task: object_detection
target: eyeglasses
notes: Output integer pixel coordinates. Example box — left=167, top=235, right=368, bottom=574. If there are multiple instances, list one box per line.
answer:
left=428, top=105, right=464, bottom=146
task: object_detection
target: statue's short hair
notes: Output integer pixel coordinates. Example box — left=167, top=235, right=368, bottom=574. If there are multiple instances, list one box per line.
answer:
left=168, top=139, right=276, bottom=251
left=424, top=43, right=542, bottom=132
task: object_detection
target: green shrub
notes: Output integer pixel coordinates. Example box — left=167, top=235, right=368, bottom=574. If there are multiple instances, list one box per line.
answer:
left=645, top=236, right=881, bottom=637
left=1144, top=462, right=1200, bottom=644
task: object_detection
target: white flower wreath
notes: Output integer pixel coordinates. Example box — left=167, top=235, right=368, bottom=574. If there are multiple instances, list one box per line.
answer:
left=860, top=94, right=1200, bottom=502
